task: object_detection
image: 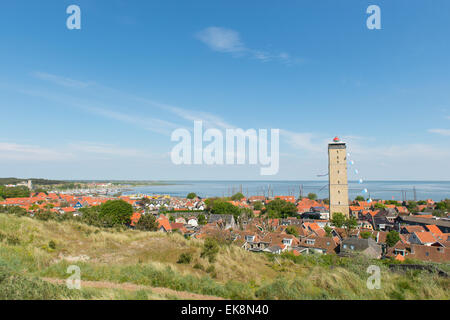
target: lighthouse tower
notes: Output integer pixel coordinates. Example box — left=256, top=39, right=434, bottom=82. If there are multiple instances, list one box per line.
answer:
left=328, top=137, right=349, bottom=218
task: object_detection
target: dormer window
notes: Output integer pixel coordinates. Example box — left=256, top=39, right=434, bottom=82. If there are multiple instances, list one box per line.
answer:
left=245, top=235, right=255, bottom=242
left=306, top=239, right=315, bottom=245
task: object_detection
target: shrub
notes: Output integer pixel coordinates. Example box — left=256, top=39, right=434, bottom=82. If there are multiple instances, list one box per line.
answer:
left=135, top=214, right=158, bottom=231
left=99, top=200, right=133, bottom=227
left=201, top=238, right=219, bottom=263
left=48, top=240, right=56, bottom=250
left=193, top=263, right=204, bottom=271
left=177, top=253, right=192, bottom=264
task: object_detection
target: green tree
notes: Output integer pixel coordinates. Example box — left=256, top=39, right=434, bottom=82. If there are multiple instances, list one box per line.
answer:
left=331, top=212, right=346, bottom=228
left=186, top=192, right=197, bottom=199
left=355, top=196, right=365, bottom=201
left=386, top=230, right=401, bottom=247
left=435, top=200, right=450, bottom=211
left=324, top=225, right=332, bottom=237
left=99, top=200, right=133, bottom=227
left=0, top=186, right=30, bottom=199
left=360, top=231, right=372, bottom=239
left=210, top=200, right=241, bottom=220
left=231, top=192, right=245, bottom=201
left=285, top=226, right=298, bottom=237
left=80, top=206, right=102, bottom=227
left=201, top=238, right=219, bottom=263
left=197, top=214, right=207, bottom=225
left=343, top=216, right=358, bottom=236
left=406, top=201, right=418, bottom=213
left=265, top=199, right=297, bottom=218
left=135, top=213, right=158, bottom=231
left=307, top=193, right=317, bottom=200
left=374, top=203, right=386, bottom=209
left=253, top=201, right=263, bottom=211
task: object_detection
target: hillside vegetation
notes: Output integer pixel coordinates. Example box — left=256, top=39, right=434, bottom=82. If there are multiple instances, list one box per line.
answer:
left=0, top=213, right=448, bottom=300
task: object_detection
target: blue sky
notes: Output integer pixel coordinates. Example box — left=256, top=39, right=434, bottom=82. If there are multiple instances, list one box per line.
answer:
left=0, top=0, right=449, bottom=180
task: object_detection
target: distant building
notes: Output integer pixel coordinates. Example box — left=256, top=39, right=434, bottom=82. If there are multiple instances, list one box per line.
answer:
left=339, top=238, right=382, bottom=259
left=328, top=137, right=349, bottom=218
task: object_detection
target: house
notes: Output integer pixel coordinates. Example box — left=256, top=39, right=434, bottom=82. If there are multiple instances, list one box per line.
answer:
left=156, top=215, right=172, bottom=232
left=396, top=206, right=409, bottom=215
left=386, top=242, right=450, bottom=263
left=339, top=238, right=382, bottom=259
left=263, top=245, right=282, bottom=254
left=275, top=195, right=296, bottom=203
left=130, top=212, right=142, bottom=227
left=175, top=217, right=187, bottom=224
left=400, top=225, right=426, bottom=234
left=295, top=235, right=338, bottom=254
left=208, top=214, right=235, bottom=229
left=397, top=215, right=450, bottom=233
left=408, top=231, right=439, bottom=246
left=425, top=224, right=443, bottom=235
left=187, top=217, right=198, bottom=227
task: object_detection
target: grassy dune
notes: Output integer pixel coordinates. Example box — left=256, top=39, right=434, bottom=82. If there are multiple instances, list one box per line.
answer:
left=0, top=213, right=448, bottom=300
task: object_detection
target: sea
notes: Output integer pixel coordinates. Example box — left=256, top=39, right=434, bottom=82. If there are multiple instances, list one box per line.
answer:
left=125, top=180, right=450, bottom=202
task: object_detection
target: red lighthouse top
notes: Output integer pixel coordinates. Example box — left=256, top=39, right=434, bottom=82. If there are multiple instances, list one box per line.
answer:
left=333, top=136, right=340, bottom=142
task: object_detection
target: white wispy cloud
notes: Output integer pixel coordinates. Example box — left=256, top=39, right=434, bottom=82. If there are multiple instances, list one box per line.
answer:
left=196, top=27, right=245, bottom=54
left=428, top=129, right=450, bottom=136
left=196, top=26, right=301, bottom=65
left=32, top=72, right=92, bottom=88
left=29, top=72, right=235, bottom=134
left=82, top=105, right=179, bottom=136
left=0, top=142, right=73, bottom=161
left=280, top=130, right=324, bottom=153
left=0, top=141, right=165, bottom=162
left=68, top=142, right=166, bottom=159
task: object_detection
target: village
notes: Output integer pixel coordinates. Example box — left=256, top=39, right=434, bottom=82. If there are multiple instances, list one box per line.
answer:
left=1, top=187, right=449, bottom=264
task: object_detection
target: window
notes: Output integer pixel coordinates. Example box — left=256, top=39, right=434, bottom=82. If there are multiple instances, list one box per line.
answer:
left=425, top=252, right=429, bottom=256
left=326, top=242, right=330, bottom=246
left=350, top=245, right=355, bottom=250
left=343, top=244, right=347, bottom=249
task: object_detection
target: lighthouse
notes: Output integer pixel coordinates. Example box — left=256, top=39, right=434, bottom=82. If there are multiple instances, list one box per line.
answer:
left=328, top=137, right=349, bottom=218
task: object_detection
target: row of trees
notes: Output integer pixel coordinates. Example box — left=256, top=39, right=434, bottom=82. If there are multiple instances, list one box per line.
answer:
left=0, top=186, right=30, bottom=200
